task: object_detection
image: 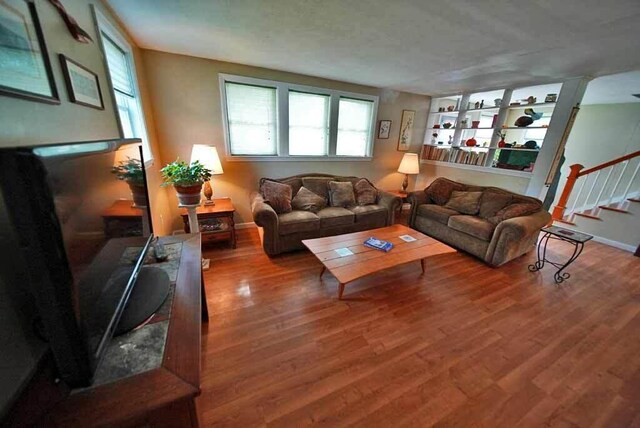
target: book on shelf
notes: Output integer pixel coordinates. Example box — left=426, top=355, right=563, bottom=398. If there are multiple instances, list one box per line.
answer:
left=421, top=145, right=451, bottom=162
left=364, top=237, right=393, bottom=252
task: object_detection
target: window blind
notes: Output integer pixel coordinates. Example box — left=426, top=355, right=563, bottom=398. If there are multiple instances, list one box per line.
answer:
left=336, top=98, right=374, bottom=156
left=102, top=34, right=134, bottom=97
left=225, top=82, right=278, bottom=156
left=288, top=91, right=330, bottom=156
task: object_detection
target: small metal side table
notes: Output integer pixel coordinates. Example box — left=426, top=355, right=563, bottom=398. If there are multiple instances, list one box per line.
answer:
left=529, top=225, right=593, bottom=284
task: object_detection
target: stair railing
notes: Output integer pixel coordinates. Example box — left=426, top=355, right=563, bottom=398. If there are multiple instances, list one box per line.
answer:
left=552, top=150, right=640, bottom=221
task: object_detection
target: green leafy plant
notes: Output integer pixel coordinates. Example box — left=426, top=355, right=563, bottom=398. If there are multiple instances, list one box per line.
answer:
left=160, top=159, right=211, bottom=187
left=111, top=158, right=144, bottom=185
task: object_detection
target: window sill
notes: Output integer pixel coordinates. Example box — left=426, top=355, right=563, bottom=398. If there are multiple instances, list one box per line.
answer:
left=224, top=155, right=373, bottom=162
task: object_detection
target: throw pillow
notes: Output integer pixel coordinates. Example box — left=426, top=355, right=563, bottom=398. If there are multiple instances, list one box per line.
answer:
left=487, top=202, right=542, bottom=225
left=444, top=190, right=483, bottom=215
left=301, top=177, right=331, bottom=200
left=354, top=178, right=378, bottom=206
left=260, top=180, right=292, bottom=214
left=328, top=181, right=356, bottom=207
left=291, top=186, right=327, bottom=213
left=424, top=178, right=466, bottom=205
left=478, top=191, right=513, bottom=219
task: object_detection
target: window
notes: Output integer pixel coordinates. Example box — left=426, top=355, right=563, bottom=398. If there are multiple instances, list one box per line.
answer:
left=336, top=98, right=374, bottom=156
left=288, top=91, right=330, bottom=156
left=219, top=74, right=378, bottom=159
left=225, top=82, right=277, bottom=155
left=97, top=14, right=151, bottom=163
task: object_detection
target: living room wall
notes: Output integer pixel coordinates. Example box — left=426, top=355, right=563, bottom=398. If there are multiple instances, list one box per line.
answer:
left=0, top=0, right=172, bottom=236
left=139, top=49, right=430, bottom=227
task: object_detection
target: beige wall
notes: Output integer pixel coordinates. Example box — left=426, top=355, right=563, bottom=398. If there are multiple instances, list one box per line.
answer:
left=140, top=50, right=430, bottom=227
left=0, top=0, right=173, bottom=236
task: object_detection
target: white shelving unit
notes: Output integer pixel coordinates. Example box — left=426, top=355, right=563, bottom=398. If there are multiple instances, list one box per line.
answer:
left=422, top=83, right=563, bottom=175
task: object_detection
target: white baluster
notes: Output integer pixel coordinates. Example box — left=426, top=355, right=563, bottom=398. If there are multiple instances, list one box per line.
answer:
left=593, top=166, right=615, bottom=214
left=620, top=160, right=640, bottom=205
left=607, top=161, right=628, bottom=205
left=569, top=176, right=588, bottom=217
left=582, top=170, right=601, bottom=213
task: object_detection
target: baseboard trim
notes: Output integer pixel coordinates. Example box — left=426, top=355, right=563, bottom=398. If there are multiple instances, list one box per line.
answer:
left=589, top=235, right=636, bottom=253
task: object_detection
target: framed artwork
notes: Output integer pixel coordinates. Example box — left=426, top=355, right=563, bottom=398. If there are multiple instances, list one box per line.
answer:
left=378, top=120, right=391, bottom=139
left=59, top=54, right=104, bottom=109
left=0, top=0, right=59, bottom=103
left=397, top=110, right=415, bottom=151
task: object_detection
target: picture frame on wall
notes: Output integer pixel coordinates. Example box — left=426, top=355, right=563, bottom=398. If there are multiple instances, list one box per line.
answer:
left=59, top=54, right=104, bottom=109
left=397, top=110, right=415, bottom=151
left=0, top=0, right=59, bottom=104
left=378, top=120, right=391, bottom=139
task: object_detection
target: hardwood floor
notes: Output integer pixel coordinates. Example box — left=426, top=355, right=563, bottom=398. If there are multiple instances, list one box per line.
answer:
left=199, top=227, right=640, bottom=427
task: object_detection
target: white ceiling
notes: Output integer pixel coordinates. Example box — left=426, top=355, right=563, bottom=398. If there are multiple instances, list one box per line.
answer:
left=106, top=0, right=640, bottom=96
left=582, top=71, right=640, bottom=105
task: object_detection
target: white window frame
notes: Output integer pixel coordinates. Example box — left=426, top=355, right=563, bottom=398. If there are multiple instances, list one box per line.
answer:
left=94, top=9, right=152, bottom=166
left=219, top=74, right=378, bottom=161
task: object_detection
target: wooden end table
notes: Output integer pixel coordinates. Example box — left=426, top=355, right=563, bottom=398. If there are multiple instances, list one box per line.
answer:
left=102, top=200, right=143, bottom=238
left=303, top=224, right=456, bottom=299
left=180, top=198, right=236, bottom=248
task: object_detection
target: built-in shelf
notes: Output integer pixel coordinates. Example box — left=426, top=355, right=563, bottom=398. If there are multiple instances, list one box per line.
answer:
left=460, top=127, right=495, bottom=130
left=454, top=146, right=491, bottom=150
left=508, top=102, right=556, bottom=109
left=429, top=110, right=459, bottom=115
left=463, top=106, right=501, bottom=112
left=495, top=148, right=540, bottom=152
left=500, top=126, right=549, bottom=130
left=428, top=127, right=456, bottom=131
left=420, top=159, right=534, bottom=178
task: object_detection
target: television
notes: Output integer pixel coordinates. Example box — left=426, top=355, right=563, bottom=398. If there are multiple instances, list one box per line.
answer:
left=0, top=138, right=168, bottom=390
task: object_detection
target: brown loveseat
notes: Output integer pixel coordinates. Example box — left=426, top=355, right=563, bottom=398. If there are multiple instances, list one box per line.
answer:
left=407, top=178, right=551, bottom=266
left=250, top=174, right=401, bottom=256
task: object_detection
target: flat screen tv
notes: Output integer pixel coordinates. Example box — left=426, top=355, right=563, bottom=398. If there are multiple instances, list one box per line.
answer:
left=0, top=138, right=161, bottom=389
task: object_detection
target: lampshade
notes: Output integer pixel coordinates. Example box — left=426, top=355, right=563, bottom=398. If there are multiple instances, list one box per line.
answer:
left=397, top=153, right=419, bottom=175
left=190, top=144, right=223, bottom=175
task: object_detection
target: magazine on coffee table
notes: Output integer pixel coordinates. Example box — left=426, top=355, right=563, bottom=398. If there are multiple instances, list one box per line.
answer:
left=364, top=237, right=393, bottom=252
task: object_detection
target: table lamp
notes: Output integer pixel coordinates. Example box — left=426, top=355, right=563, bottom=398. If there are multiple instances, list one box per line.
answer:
left=397, top=153, right=419, bottom=192
left=190, top=144, right=224, bottom=205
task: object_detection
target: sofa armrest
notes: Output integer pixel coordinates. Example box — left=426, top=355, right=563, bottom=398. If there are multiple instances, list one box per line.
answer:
left=376, top=190, right=402, bottom=225
left=250, top=191, right=281, bottom=255
left=486, top=209, right=551, bottom=266
left=407, top=190, right=428, bottom=227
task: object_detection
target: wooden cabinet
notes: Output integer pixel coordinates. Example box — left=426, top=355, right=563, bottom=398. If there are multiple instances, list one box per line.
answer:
left=180, top=198, right=236, bottom=248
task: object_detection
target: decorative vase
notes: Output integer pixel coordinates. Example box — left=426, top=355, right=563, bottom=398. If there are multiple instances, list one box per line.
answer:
left=128, top=182, right=148, bottom=207
left=442, top=123, right=452, bottom=129
left=175, top=184, right=203, bottom=205
left=498, top=139, right=507, bottom=148
left=494, top=98, right=501, bottom=107
left=471, top=120, right=480, bottom=128
left=465, top=137, right=477, bottom=147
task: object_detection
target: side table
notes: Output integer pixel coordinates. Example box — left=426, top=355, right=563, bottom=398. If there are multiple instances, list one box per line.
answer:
left=529, top=225, right=593, bottom=283
left=180, top=198, right=236, bottom=248
left=384, top=189, right=409, bottom=219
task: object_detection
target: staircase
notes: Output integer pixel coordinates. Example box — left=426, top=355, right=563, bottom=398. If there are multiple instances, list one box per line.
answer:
left=552, top=150, right=640, bottom=252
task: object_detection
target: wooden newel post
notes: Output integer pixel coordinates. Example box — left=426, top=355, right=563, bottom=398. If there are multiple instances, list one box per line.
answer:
left=552, top=164, right=584, bottom=221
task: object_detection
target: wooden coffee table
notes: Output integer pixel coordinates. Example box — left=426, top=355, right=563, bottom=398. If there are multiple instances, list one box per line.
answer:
left=302, top=224, right=456, bottom=299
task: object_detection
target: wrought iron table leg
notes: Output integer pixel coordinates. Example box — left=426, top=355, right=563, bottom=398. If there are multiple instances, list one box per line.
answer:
left=553, top=241, right=584, bottom=284
left=529, top=232, right=551, bottom=273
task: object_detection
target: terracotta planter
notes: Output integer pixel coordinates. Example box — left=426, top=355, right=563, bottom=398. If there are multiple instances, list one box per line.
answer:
left=128, top=182, right=148, bottom=207
left=175, top=184, right=202, bottom=206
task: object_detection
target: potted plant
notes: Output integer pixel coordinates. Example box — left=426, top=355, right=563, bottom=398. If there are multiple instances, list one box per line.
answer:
left=160, top=159, right=212, bottom=205
left=111, top=158, right=147, bottom=207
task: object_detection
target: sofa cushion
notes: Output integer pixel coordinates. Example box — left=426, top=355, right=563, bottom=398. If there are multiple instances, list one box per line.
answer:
left=349, top=204, right=387, bottom=224
left=417, top=204, right=460, bottom=225
left=302, top=177, right=332, bottom=200
left=424, top=177, right=466, bottom=205
left=278, top=210, right=320, bottom=235
left=479, top=191, right=513, bottom=219
left=317, top=207, right=354, bottom=228
left=487, top=202, right=542, bottom=225
left=444, top=190, right=482, bottom=215
left=328, top=181, right=356, bottom=207
left=354, top=178, right=378, bottom=206
left=260, top=180, right=292, bottom=214
left=448, top=215, right=496, bottom=242
left=291, top=186, right=327, bottom=213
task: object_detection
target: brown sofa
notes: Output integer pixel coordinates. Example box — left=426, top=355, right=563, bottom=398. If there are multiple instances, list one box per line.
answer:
left=250, top=174, right=401, bottom=256
left=407, top=178, right=551, bottom=266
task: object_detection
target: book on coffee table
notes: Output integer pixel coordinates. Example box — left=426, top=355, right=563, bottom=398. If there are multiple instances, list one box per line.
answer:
left=364, top=237, right=393, bottom=252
